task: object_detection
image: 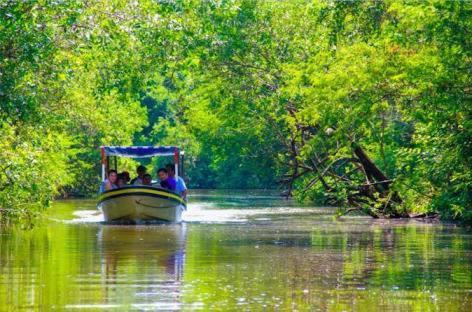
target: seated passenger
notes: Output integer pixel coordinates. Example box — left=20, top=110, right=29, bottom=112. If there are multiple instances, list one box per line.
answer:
left=165, top=164, right=188, bottom=199
left=116, top=173, right=127, bottom=188
left=100, top=170, right=118, bottom=193
left=142, top=173, right=152, bottom=186
left=157, top=168, right=176, bottom=191
left=121, top=171, right=131, bottom=184
left=130, top=165, right=147, bottom=185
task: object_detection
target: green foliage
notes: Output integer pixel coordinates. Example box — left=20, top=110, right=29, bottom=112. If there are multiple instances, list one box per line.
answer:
left=0, top=0, right=470, bottom=222
left=0, top=1, right=148, bottom=221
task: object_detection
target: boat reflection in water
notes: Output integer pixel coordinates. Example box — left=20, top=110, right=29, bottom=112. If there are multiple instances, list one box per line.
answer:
left=98, top=224, right=187, bottom=310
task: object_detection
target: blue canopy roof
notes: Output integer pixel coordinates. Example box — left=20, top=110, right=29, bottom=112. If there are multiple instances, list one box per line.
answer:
left=102, top=146, right=179, bottom=158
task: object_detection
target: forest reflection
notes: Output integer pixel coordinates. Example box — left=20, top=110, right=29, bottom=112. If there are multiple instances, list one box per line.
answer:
left=0, top=196, right=470, bottom=311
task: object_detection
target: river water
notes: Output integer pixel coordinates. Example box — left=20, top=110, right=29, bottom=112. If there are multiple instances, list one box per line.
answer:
left=0, top=190, right=471, bottom=311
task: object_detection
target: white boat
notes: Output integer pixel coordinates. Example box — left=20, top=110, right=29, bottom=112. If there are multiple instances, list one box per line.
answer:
left=98, top=185, right=186, bottom=222
left=98, top=146, right=187, bottom=223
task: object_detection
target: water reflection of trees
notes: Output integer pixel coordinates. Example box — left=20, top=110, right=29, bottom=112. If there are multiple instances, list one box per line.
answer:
left=1, top=218, right=470, bottom=310
left=309, top=222, right=472, bottom=310
left=181, top=222, right=471, bottom=310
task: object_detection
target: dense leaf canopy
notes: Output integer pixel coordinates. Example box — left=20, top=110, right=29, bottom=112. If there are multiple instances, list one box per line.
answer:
left=0, top=0, right=470, bottom=222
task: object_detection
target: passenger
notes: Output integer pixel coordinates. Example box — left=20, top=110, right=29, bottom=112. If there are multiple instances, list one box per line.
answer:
left=100, top=170, right=118, bottom=193
left=142, top=174, right=152, bottom=186
left=116, top=173, right=127, bottom=188
left=165, top=164, right=188, bottom=199
left=157, top=168, right=176, bottom=191
left=130, top=165, right=147, bottom=185
left=121, top=171, right=131, bottom=184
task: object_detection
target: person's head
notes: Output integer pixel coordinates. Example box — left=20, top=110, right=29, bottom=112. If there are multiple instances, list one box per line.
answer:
left=157, top=168, right=168, bottom=181
left=108, top=170, right=118, bottom=183
left=121, top=171, right=130, bottom=182
left=136, top=165, right=147, bottom=177
left=142, top=174, right=152, bottom=185
left=117, top=177, right=126, bottom=187
left=165, top=164, right=175, bottom=177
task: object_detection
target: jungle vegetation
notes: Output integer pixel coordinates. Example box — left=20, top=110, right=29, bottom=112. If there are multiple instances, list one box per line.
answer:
left=0, top=0, right=470, bottom=222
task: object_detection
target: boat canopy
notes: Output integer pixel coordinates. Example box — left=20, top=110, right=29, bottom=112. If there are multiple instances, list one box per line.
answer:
left=100, top=146, right=184, bottom=181
left=101, top=146, right=179, bottom=158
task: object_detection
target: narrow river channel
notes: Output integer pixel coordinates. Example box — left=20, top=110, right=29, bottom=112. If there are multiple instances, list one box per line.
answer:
left=1, top=190, right=471, bottom=310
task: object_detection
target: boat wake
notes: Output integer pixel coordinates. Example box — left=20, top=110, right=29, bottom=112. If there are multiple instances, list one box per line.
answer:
left=52, top=199, right=334, bottom=224
left=182, top=203, right=332, bottom=223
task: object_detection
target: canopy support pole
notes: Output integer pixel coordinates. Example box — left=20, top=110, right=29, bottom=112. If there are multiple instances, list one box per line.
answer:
left=180, top=151, right=185, bottom=178
left=101, top=147, right=106, bottom=182
left=174, top=149, right=179, bottom=178
left=106, top=156, right=110, bottom=178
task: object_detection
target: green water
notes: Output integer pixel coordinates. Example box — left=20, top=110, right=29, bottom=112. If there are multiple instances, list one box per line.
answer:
left=0, top=190, right=471, bottom=311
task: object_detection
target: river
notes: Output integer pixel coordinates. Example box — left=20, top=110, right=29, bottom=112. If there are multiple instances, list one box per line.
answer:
left=0, top=190, right=471, bottom=311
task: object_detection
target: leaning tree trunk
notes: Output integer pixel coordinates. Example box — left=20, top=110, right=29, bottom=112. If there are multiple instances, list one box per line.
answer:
left=262, top=102, right=407, bottom=218
left=351, top=143, right=407, bottom=218
left=277, top=130, right=407, bottom=218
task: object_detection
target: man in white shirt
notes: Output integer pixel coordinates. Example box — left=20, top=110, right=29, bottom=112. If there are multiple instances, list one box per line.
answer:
left=130, top=165, right=147, bottom=185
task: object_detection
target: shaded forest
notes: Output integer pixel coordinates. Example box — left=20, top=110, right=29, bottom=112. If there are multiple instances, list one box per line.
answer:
left=0, top=0, right=470, bottom=222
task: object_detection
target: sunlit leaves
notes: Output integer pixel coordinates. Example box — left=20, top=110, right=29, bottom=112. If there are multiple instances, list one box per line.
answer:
left=0, top=0, right=469, bottom=222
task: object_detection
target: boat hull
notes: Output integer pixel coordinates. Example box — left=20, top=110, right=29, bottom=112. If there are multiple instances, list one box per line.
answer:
left=97, top=186, right=186, bottom=223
